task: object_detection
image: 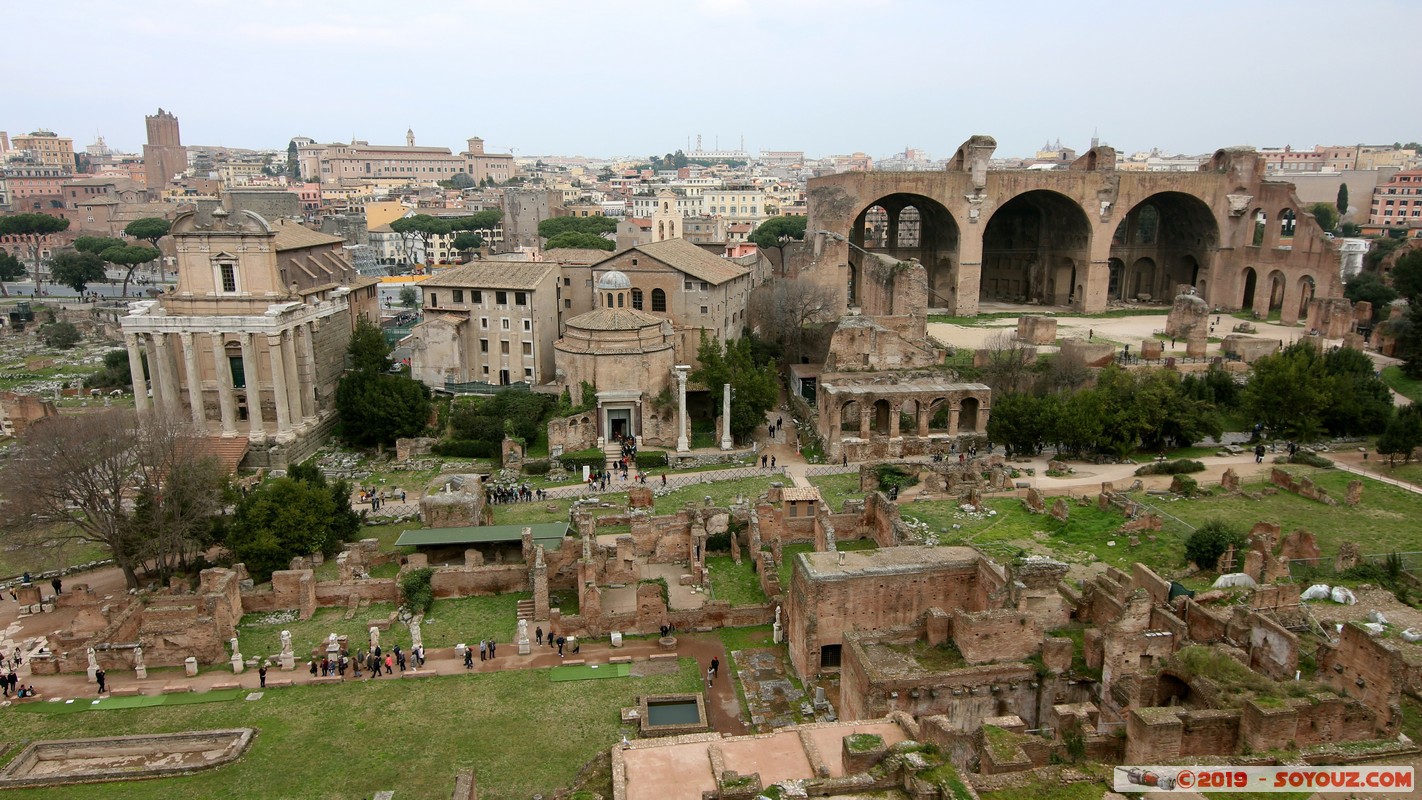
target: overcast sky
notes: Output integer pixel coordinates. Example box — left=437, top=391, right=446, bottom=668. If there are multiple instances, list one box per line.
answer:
left=7, top=0, right=1419, bottom=160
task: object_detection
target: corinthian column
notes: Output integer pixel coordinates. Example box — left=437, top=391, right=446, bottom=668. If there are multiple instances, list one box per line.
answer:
left=674, top=365, right=690, bottom=453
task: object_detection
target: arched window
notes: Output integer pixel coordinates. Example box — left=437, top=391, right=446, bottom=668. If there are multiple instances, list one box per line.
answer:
left=617, top=293, right=624, bottom=308
left=651, top=288, right=666, bottom=312
left=631, top=288, right=644, bottom=310
left=606, top=292, right=614, bottom=308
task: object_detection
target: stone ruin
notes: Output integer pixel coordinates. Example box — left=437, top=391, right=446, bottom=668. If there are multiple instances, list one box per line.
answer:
left=1164, top=291, right=1209, bottom=341
left=1015, top=315, right=1057, bottom=345
left=1268, top=468, right=1337, bottom=505
left=420, top=474, right=491, bottom=527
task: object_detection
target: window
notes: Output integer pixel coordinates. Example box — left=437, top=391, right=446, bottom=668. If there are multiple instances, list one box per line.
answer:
left=500, top=341, right=510, bottom=355
left=700, top=306, right=708, bottom=315
left=563, top=277, right=570, bottom=286
left=496, top=290, right=507, bottom=304
left=631, top=288, right=643, bottom=309
left=429, top=293, right=438, bottom=307
left=515, top=292, right=527, bottom=305
left=480, top=339, right=489, bottom=353
left=480, top=317, right=488, bottom=329
left=524, top=368, right=533, bottom=379
left=220, top=264, right=237, bottom=293
left=482, top=366, right=489, bottom=375
left=452, top=289, right=463, bottom=303
left=473, top=290, right=482, bottom=303
left=684, top=280, right=694, bottom=290
left=606, top=292, right=614, bottom=307
left=522, top=342, right=532, bottom=355
left=522, top=319, right=531, bottom=331
left=501, top=318, right=510, bottom=330
left=652, top=288, right=666, bottom=312
left=564, top=299, right=572, bottom=309
left=700, top=281, right=709, bottom=291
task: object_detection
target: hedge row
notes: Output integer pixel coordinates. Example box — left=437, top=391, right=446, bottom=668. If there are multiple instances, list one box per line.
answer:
left=1134, top=459, right=1205, bottom=476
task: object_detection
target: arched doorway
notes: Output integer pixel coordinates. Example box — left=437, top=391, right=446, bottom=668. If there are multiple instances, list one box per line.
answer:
left=852, top=194, right=959, bottom=311
left=1110, top=192, right=1219, bottom=301
left=1297, top=275, right=1316, bottom=320
left=900, top=399, right=919, bottom=436
left=1279, top=208, right=1297, bottom=241
left=840, top=401, right=860, bottom=434
left=1129, top=257, right=1156, bottom=301
left=960, top=397, right=980, bottom=432
left=980, top=190, right=1091, bottom=307
left=1266, top=270, right=1287, bottom=312
left=1241, top=267, right=1258, bottom=309
left=872, top=399, right=892, bottom=436
left=927, top=399, right=950, bottom=433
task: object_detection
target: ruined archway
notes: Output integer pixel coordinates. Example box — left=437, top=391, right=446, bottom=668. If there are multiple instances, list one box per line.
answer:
left=980, top=190, right=1091, bottom=307
left=1241, top=267, right=1258, bottom=309
left=840, top=400, right=860, bottom=433
left=1297, top=275, right=1316, bottom=320
left=927, top=398, right=951, bottom=433
left=1266, top=269, right=1287, bottom=311
left=1279, top=208, right=1297, bottom=241
left=900, top=398, right=919, bottom=436
left=872, top=399, right=892, bottom=436
left=1128, top=257, right=1156, bottom=301
left=1107, top=257, right=1125, bottom=300
left=852, top=194, right=959, bottom=310
left=1110, top=192, right=1219, bottom=302
left=960, top=397, right=981, bottom=432
left=1251, top=209, right=1268, bottom=247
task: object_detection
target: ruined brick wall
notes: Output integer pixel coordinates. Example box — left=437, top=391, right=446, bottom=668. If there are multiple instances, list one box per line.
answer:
left=197, top=569, right=243, bottom=642
left=1317, top=623, right=1403, bottom=734
left=953, top=609, right=1042, bottom=665
left=137, top=603, right=226, bottom=665
left=430, top=564, right=528, bottom=597
left=1131, top=563, right=1170, bottom=605
left=1126, top=708, right=1184, bottom=763
left=1177, top=709, right=1241, bottom=756
left=1243, top=609, right=1298, bottom=681
left=1182, top=597, right=1230, bottom=642
left=313, top=579, right=399, bottom=605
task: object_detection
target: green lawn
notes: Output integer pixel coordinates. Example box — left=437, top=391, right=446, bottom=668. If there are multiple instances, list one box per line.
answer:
left=705, top=555, right=766, bottom=606
left=491, top=494, right=587, bottom=527
left=653, top=476, right=780, bottom=515
left=979, top=779, right=1108, bottom=800
left=1147, top=467, right=1422, bottom=560
left=808, top=473, right=864, bottom=513
left=237, top=603, right=399, bottom=661
left=1381, top=365, right=1422, bottom=404
left=0, top=534, right=108, bottom=580
left=903, top=497, right=1187, bottom=574
left=0, top=659, right=702, bottom=800
left=421, top=593, right=528, bottom=647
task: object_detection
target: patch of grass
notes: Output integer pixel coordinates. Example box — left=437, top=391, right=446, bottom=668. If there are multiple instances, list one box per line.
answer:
left=237, top=603, right=398, bottom=662
left=705, top=555, right=766, bottom=607
left=906, top=497, right=1185, bottom=574
left=979, top=779, right=1107, bottom=800
left=1381, top=365, right=1422, bottom=404
left=884, top=639, right=967, bottom=671
left=778, top=539, right=878, bottom=588
left=807, top=473, right=863, bottom=513
left=421, top=593, right=529, bottom=647
left=653, top=476, right=779, bottom=515
left=492, top=494, right=584, bottom=527
left=1151, top=467, right=1422, bottom=560
left=845, top=732, right=884, bottom=752
left=0, top=658, right=702, bottom=800
left=0, top=532, right=109, bottom=579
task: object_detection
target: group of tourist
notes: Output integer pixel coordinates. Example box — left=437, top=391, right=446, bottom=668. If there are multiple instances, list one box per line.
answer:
left=488, top=484, right=544, bottom=504
left=0, top=669, right=30, bottom=698
left=533, top=626, right=577, bottom=658
left=306, top=642, right=426, bottom=680
left=461, top=638, right=500, bottom=668
left=359, top=489, right=406, bottom=510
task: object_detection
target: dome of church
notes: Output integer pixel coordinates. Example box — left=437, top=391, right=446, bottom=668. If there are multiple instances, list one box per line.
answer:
left=596, top=270, right=632, bottom=291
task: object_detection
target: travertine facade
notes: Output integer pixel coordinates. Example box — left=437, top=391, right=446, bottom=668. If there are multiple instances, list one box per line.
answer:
left=120, top=205, right=379, bottom=468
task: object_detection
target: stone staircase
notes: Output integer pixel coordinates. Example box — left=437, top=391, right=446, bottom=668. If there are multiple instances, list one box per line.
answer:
left=603, top=441, right=622, bottom=469
left=516, top=598, right=535, bottom=623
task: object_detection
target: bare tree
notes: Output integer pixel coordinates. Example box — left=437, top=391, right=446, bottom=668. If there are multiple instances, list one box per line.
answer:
left=978, top=331, right=1037, bottom=393
left=749, top=279, right=838, bottom=363
left=1, top=410, right=224, bottom=589
left=127, top=415, right=227, bottom=584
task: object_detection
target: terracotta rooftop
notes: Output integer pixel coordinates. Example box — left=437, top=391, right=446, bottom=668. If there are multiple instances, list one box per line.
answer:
left=545, top=248, right=614, bottom=265
left=562, top=306, right=666, bottom=332
left=423, top=261, right=556, bottom=290
left=270, top=219, right=345, bottom=251
left=616, top=238, right=750, bottom=285
left=780, top=487, right=823, bottom=503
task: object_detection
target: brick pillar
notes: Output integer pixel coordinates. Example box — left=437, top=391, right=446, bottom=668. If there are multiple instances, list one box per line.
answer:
left=532, top=545, right=549, bottom=620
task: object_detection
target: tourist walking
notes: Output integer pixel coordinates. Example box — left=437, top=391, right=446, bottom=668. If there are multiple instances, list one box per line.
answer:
left=259, top=664, right=268, bottom=688
left=51, top=577, right=61, bottom=595
left=479, top=639, right=487, bottom=662
left=384, top=653, right=393, bottom=674
left=710, top=657, right=719, bottom=680
left=488, top=640, right=496, bottom=659
left=463, top=646, right=474, bottom=669
left=95, top=667, right=106, bottom=694
left=536, top=626, right=543, bottom=646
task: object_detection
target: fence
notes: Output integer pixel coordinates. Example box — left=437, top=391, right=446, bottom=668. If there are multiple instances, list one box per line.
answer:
left=803, top=464, right=859, bottom=479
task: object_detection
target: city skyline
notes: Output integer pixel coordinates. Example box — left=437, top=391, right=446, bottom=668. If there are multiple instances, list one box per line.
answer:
left=5, top=0, right=1420, bottom=160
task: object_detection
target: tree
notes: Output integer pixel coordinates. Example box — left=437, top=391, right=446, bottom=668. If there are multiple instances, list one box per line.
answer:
left=1319, top=346, right=1394, bottom=436
left=1377, top=406, right=1422, bottom=464
left=1242, top=345, right=1330, bottom=440
left=545, top=231, right=613, bottom=251
left=399, top=287, right=418, bottom=308
left=125, top=414, right=228, bottom=584
left=0, top=250, right=25, bottom=294
left=1344, top=271, right=1397, bottom=322
left=85, top=349, right=132, bottom=389
left=286, top=140, right=301, bottom=182
left=448, top=390, right=554, bottom=455
left=124, top=217, right=171, bottom=249
left=1308, top=202, right=1338, bottom=234
left=0, top=410, right=223, bottom=588
left=102, top=244, right=162, bottom=296
left=49, top=250, right=106, bottom=294
left=38, top=321, right=81, bottom=349
left=537, top=216, right=618, bottom=239
left=0, top=212, right=69, bottom=281
left=225, top=473, right=353, bottom=582
left=438, top=173, right=475, bottom=190
left=451, top=231, right=484, bottom=259
left=986, top=392, right=1052, bottom=456
left=690, top=332, right=779, bottom=443
left=390, top=215, right=453, bottom=263
left=1391, top=248, right=1422, bottom=306
left=977, top=331, right=1036, bottom=393
left=72, top=235, right=126, bottom=256
left=1337, top=183, right=1349, bottom=215
left=335, top=318, right=431, bottom=448
left=747, top=279, right=836, bottom=363
left=747, top=215, right=808, bottom=267
left=1185, top=520, right=1247, bottom=571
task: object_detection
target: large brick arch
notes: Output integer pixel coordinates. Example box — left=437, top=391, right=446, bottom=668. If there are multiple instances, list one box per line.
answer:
left=801, top=140, right=1340, bottom=323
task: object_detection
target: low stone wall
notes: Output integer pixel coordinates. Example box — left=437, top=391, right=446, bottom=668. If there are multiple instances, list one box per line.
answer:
left=314, top=578, right=398, bottom=606
left=431, top=564, right=529, bottom=597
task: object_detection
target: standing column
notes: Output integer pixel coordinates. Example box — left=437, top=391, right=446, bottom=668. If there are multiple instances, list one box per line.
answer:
left=280, top=329, right=305, bottom=426
left=125, top=334, right=149, bottom=414
left=209, top=333, right=238, bottom=436
left=178, top=332, right=207, bottom=432
left=948, top=405, right=961, bottom=436
left=917, top=402, right=930, bottom=437
left=888, top=401, right=901, bottom=439
left=240, top=333, right=266, bottom=441
left=143, top=334, right=164, bottom=410
left=299, top=321, right=319, bottom=418
left=674, top=365, right=690, bottom=453
left=858, top=403, right=871, bottom=439
left=152, top=333, right=181, bottom=416
left=266, top=333, right=293, bottom=438
left=719, top=383, right=733, bottom=450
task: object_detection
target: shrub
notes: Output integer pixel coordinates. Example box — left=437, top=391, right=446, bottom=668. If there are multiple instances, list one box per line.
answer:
left=522, top=458, right=550, bottom=476
left=1170, top=474, right=1200, bottom=496
left=874, top=464, right=918, bottom=492
left=399, top=567, right=435, bottom=614
left=1286, top=451, right=1333, bottom=469
left=1135, top=458, right=1205, bottom=476
left=38, top=321, right=81, bottom=349
left=636, top=450, right=669, bottom=468
left=1185, top=519, right=1247, bottom=571
left=559, top=447, right=606, bottom=472
left=432, top=439, right=491, bottom=458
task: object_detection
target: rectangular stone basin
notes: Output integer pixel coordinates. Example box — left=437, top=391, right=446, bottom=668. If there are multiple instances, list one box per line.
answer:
left=639, top=692, right=710, bottom=737
left=0, top=728, right=254, bottom=789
